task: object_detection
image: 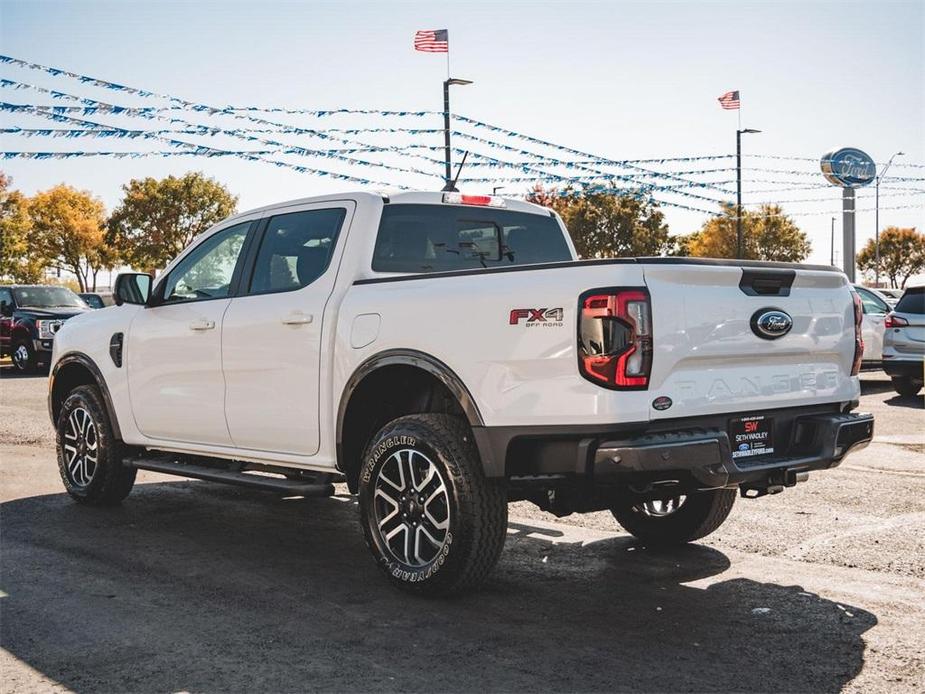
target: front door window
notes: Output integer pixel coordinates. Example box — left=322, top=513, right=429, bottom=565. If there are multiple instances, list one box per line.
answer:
left=161, top=222, right=250, bottom=303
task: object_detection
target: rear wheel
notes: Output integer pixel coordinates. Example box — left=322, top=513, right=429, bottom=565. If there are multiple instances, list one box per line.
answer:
left=610, top=488, right=737, bottom=545
left=56, top=384, right=136, bottom=505
left=359, top=414, right=507, bottom=596
left=891, top=377, right=923, bottom=397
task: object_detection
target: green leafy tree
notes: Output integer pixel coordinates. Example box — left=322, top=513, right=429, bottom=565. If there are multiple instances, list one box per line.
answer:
left=677, top=203, right=811, bottom=262
left=0, top=173, right=46, bottom=282
left=857, top=227, right=925, bottom=288
left=527, top=185, right=670, bottom=258
left=107, top=172, right=238, bottom=273
left=29, top=184, right=112, bottom=291
left=667, top=231, right=698, bottom=257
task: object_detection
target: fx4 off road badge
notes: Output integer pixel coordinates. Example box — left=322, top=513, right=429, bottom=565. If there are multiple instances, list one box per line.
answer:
left=509, top=308, right=564, bottom=327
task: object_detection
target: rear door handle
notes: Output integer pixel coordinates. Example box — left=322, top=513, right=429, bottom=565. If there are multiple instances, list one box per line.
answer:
left=189, top=320, right=215, bottom=331
left=281, top=312, right=313, bottom=325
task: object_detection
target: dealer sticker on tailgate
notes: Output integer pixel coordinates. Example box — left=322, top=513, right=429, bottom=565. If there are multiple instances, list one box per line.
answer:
left=730, top=415, right=775, bottom=459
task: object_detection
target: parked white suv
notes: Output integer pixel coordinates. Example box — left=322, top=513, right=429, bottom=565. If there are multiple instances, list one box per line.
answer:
left=48, top=191, right=874, bottom=594
left=882, top=286, right=925, bottom=396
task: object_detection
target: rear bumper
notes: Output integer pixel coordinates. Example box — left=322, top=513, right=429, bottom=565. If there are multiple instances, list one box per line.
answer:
left=593, top=411, right=873, bottom=488
left=473, top=404, right=873, bottom=489
left=882, top=359, right=924, bottom=379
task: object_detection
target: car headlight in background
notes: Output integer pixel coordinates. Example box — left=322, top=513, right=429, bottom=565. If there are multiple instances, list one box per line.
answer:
left=36, top=319, right=64, bottom=340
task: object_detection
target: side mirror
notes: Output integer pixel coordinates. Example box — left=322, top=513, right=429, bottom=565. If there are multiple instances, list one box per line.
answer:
left=0, top=301, right=12, bottom=318
left=113, top=273, right=153, bottom=306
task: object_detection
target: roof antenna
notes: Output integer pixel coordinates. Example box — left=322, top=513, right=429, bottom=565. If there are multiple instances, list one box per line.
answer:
left=448, top=150, right=469, bottom=191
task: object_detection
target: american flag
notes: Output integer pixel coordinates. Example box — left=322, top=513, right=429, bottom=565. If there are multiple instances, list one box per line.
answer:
left=718, top=90, right=740, bottom=110
left=414, top=29, right=449, bottom=53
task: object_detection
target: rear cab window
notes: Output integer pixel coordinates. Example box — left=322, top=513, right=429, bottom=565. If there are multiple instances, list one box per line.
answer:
left=372, top=204, right=572, bottom=274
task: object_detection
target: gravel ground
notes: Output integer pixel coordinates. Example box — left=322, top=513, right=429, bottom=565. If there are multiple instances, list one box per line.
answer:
left=1, top=366, right=923, bottom=693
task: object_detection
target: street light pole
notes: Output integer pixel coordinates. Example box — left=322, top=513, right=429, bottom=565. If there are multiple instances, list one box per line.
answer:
left=736, top=130, right=741, bottom=258
left=735, top=128, right=761, bottom=259
left=874, top=150, right=904, bottom=287
left=442, top=78, right=473, bottom=192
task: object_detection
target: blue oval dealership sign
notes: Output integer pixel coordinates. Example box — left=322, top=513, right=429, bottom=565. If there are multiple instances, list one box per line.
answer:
left=820, top=147, right=876, bottom=188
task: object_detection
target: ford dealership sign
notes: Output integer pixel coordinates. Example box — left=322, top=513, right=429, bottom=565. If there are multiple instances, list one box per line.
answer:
left=820, top=147, right=876, bottom=188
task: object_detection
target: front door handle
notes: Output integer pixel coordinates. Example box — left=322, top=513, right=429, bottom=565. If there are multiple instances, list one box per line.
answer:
left=189, top=320, right=216, bottom=331
left=281, top=311, right=313, bottom=326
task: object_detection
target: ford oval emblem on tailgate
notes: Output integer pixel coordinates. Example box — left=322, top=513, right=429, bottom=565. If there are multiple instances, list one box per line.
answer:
left=751, top=308, right=793, bottom=340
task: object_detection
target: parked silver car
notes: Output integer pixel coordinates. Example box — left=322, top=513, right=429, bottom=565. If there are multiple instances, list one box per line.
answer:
left=853, top=285, right=892, bottom=368
left=875, top=287, right=904, bottom=307
left=882, top=286, right=925, bottom=397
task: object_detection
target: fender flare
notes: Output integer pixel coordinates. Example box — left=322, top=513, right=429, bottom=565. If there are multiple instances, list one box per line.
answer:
left=49, top=352, right=123, bottom=440
left=336, top=349, right=492, bottom=475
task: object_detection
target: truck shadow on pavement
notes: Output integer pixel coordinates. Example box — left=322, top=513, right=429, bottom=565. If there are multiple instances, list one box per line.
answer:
left=860, top=376, right=923, bottom=408
left=0, top=366, right=48, bottom=380
left=2, top=481, right=876, bottom=693
left=883, top=393, right=925, bottom=409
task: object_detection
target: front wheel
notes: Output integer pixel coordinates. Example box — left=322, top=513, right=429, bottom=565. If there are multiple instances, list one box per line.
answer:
left=56, top=384, right=136, bottom=505
left=610, top=488, right=737, bottom=545
left=11, top=339, right=37, bottom=373
left=358, top=414, right=507, bottom=596
left=892, top=376, right=923, bottom=397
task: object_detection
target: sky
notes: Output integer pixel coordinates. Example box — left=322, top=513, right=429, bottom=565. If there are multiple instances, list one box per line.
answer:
left=1, top=0, right=922, bottom=273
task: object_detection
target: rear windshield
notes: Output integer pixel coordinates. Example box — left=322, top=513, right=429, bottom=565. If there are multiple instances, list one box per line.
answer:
left=372, top=204, right=572, bottom=273
left=895, top=288, right=924, bottom=314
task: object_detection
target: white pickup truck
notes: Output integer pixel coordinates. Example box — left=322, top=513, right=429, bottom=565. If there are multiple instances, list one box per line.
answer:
left=48, top=191, right=874, bottom=595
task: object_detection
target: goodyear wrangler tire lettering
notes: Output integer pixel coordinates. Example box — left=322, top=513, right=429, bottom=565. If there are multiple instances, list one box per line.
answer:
left=358, top=414, right=507, bottom=596
left=361, top=435, right=416, bottom=483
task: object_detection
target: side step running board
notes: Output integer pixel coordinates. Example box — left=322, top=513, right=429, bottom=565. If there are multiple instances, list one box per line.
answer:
left=124, top=457, right=335, bottom=497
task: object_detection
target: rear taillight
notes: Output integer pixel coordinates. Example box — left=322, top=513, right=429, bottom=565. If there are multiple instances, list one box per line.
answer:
left=851, top=291, right=864, bottom=376
left=578, top=288, right=652, bottom=389
left=884, top=313, right=909, bottom=328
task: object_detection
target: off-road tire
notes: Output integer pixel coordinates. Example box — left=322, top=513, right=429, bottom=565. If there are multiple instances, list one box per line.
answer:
left=892, top=377, right=923, bottom=397
left=359, top=413, right=507, bottom=596
left=611, top=488, right=737, bottom=545
left=11, top=339, right=37, bottom=374
left=56, top=384, right=136, bottom=505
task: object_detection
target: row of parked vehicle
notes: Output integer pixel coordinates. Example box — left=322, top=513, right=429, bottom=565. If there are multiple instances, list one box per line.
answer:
left=853, top=284, right=925, bottom=396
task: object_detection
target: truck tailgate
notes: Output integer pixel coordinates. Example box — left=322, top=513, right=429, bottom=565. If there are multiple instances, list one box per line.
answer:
left=642, top=263, right=859, bottom=420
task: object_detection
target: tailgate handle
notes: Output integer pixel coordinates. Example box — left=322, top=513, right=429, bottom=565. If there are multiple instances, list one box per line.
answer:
left=739, top=269, right=796, bottom=297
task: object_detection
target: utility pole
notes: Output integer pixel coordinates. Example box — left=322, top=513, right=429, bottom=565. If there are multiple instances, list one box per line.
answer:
left=736, top=128, right=761, bottom=258
left=441, top=78, right=473, bottom=192
left=874, top=151, right=904, bottom=287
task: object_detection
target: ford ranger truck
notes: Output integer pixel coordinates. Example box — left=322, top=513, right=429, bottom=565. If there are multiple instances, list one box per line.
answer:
left=47, top=191, right=874, bottom=595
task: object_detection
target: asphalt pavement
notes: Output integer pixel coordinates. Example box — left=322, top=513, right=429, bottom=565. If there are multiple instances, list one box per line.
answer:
left=1, top=366, right=923, bottom=693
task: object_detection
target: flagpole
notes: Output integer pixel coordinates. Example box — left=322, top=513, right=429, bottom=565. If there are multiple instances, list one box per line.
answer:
left=734, top=91, right=761, bottom=259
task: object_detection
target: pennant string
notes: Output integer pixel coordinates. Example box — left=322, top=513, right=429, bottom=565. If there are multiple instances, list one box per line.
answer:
left=2, top=54, right=922, bottom=216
